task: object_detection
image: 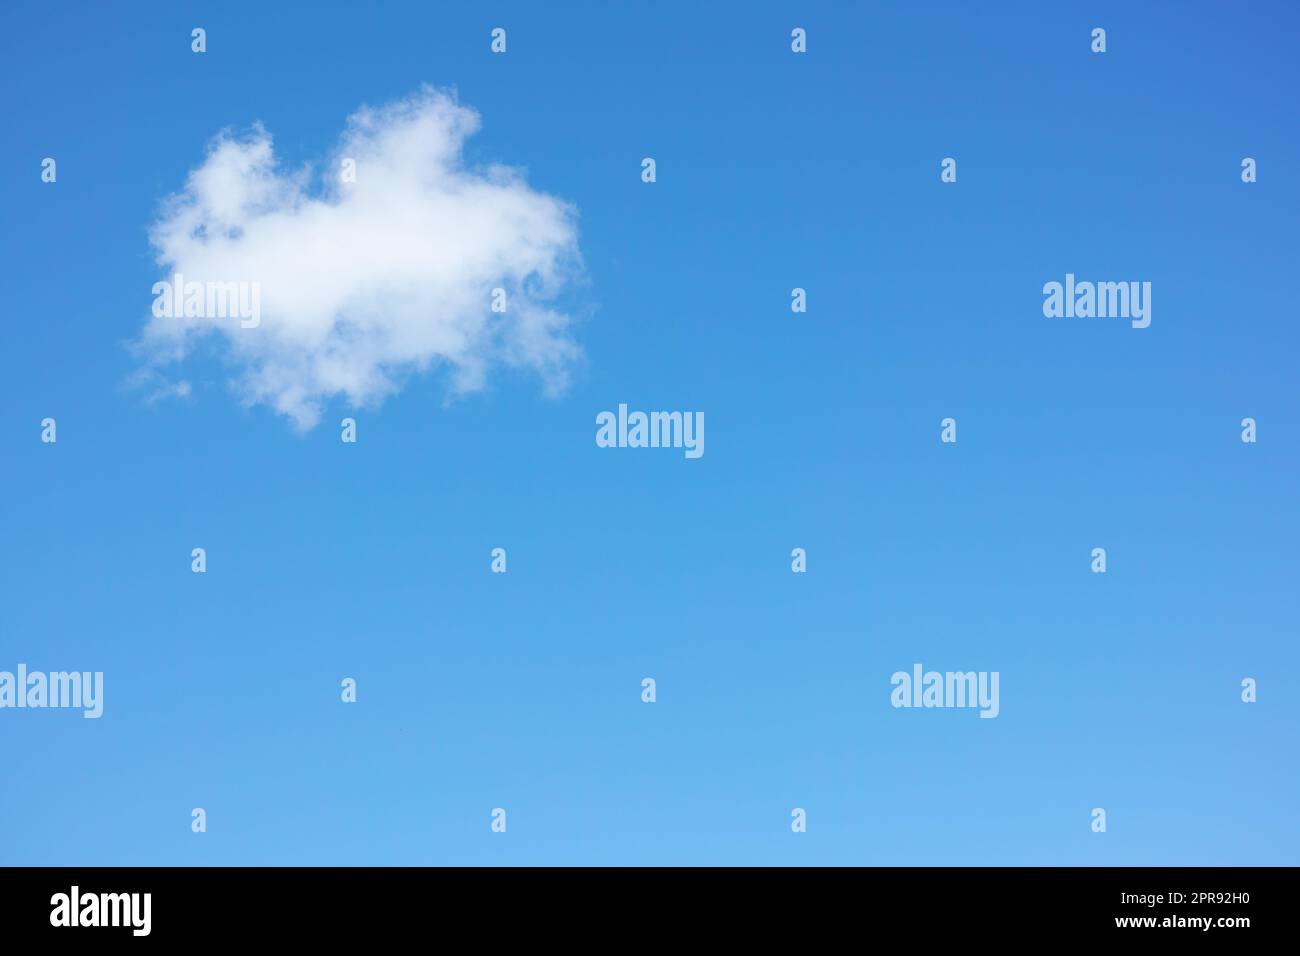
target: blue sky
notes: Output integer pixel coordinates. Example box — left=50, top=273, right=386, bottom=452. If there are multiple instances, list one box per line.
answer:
left=2, top=0, right=1297, bottom=865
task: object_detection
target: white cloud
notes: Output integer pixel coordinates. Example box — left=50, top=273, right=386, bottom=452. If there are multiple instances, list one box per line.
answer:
left=149, top=379, right=192, bottom=404
left=138, top=87, right=584, bottom=429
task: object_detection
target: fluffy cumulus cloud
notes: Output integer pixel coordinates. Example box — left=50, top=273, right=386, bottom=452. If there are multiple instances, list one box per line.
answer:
left=138, top=87, right=584, bottom=429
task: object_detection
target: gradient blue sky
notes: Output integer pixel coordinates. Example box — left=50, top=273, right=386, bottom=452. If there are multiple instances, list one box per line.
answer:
left=2, top=0, right=1297, bottom=865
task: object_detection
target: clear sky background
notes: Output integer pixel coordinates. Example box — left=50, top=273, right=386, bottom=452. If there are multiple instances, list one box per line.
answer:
left=2, top=1, right=1297, bottom=865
